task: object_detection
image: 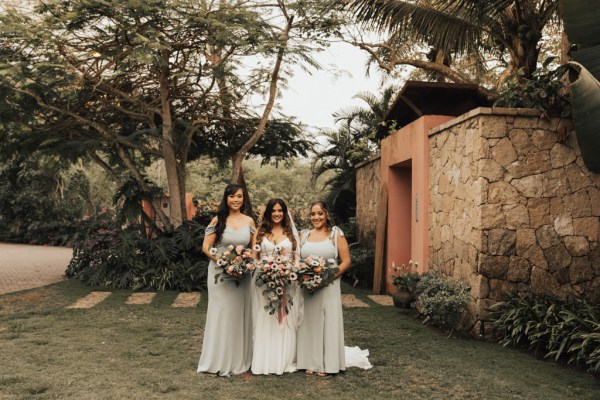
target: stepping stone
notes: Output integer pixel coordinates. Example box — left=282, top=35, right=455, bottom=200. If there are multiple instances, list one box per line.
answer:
left=367, top=295, right=394, bottom=306
left=172, top=292, right=201, bottom=308
left=66, top=291, right=112, bottom=309
left=341, top=294, right=369, bottom=308
left=125, top=292, right=156, bottom=305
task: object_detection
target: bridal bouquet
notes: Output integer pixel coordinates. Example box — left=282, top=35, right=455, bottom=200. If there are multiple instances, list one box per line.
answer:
left=297, top=255, right=338, bottom=293
left=254, top=245, right=298, bottom=318
left=211, top=244, right=255, bottom=286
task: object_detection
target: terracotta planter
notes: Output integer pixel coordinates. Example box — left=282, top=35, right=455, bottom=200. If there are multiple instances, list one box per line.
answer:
left=392, top=289, right=414, bottom=308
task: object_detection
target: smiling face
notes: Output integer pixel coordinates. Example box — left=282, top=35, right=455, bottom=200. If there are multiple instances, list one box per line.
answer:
left=270, top=203, right=284, bottom=225
left=227, top=188, right=244, bottom=212
left=310, top=204, right=328, bottom=230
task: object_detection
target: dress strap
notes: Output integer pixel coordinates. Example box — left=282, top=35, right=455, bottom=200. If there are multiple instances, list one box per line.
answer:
left=205, top=225, right=216, bottom=235
left=330, top=226, right=344, bottom=258
left=300, top=229, right=310, bottom=246
left=250, top=226, right=256, bottom=234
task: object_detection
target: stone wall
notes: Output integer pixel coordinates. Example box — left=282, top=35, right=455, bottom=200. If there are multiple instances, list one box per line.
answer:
left=355, top=156, right=381, bottom=248
left=429, top=107, right=600, bottom=331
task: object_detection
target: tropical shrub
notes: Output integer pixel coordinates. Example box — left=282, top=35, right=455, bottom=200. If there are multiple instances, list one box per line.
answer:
left=346, top=243, right=374, bottom=288
left=390, top=260, right=420, bottom=292
left=66, top=212, right=209, bottom=291
left=414, top=271, right=470, bottom=329
left=494, top=59, right=571, bottom=118
left=490, top=293, right=600, bottom=373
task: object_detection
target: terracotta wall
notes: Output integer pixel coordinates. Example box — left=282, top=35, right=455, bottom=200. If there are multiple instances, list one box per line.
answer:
left=429, top=107, right=600, bottom=331
left=355, top=156, right=381, bottom=248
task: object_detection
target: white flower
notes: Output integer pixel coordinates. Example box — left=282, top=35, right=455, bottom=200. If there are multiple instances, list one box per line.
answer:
left=209, top=247, right=218, bottom=256
left=310, top=260, right=320, bottom=267
left=289, top=272, right=297, bottom=281
left=314, top=276, right=322, bottom=283
left=216, top=259, right=224, bottom=266
left=327, top=258, right=335, bottom=264
left=274, top=245, right=282, bottom=252
left=253, top=244, right=261, bottom=251
left=275, top=287, right=284, bottom=295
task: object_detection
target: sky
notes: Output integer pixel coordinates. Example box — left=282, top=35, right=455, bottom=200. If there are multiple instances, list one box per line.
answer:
left=277, top=41, right=388, bottom=133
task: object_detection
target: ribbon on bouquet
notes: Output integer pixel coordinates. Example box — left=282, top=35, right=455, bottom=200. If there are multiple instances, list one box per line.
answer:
left=277, top=285, right=288, bottom=327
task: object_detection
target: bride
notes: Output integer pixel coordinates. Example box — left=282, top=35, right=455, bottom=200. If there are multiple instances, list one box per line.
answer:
left=251, top=198, right=302, bottom=375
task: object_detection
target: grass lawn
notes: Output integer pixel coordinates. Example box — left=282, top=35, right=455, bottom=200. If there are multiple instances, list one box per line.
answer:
left=0, top=280, right=598, bottom=400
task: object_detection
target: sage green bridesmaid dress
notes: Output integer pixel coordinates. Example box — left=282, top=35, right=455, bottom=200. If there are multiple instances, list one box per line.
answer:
left=296, top=228, right=346, bottom=374
left=197, top=225, right=254, bottom=376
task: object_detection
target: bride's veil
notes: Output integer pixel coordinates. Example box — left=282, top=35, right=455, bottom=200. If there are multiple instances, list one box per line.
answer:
left=287, top=210, right=304, bottom=329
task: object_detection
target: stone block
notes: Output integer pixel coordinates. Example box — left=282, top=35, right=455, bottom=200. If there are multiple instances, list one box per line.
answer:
left=492, top=138, right=518, bottom=167
left=478, top=159, right=503, bottom=182
left=591, top=245, right=600, bottom=275
left=528, top=198, right=550, bottom=228
left=522, top=243, right=548, bottom=270
left=480, top=116, right=508, bottom=139
left=554, top=214, right=574, bottom=237
left=487, top=229, right=517, bottom=256
left=531, top=266, right=560, bottom=294
left=516, top=229, right=537, bottom=255
left=478, top=254, right=509, bottom=279
left=573, top=217, right=600, bottom=241
left=550, top=143, right=577, bottom=168
left=507, top=256, right=531, bottom=283
left=535, top=225, right=561, bottom=249
left=570, top=257, right=594, bottom=284
left=563, top=190, right=592, bottom=218
left=512, top=174, right=544, bottom=197
left=589, top=187, right=600, bottom=217
left=543, top=243, right=572, bottom=273
left=565, top=163, right=592, bottom=192
left=549, top=197, right=564, bottom=215
left=504, top=204, right=530, bottom=229
left=479, top=204, right=506, bottom=229
left=532, top=129, right=557, bottom=150
left=557, top=268, right=570, bottom=284
left=509, top=128, right=535, bottom=156
left=488, top=279, right=517, bottom=300
left=488, top=181, right=519, bottom=204
left=542, top=169, right=570, bottom=197
left=564, top=236, right=590, bottom=257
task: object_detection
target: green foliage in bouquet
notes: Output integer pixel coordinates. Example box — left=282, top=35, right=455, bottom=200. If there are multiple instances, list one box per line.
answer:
left=490, top=293, right=600, bottom=373
left=415, top=271, right=470, bottom=329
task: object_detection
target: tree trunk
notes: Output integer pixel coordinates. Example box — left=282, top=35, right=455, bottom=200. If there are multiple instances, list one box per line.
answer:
left=159, top=49, right=186, bottom=229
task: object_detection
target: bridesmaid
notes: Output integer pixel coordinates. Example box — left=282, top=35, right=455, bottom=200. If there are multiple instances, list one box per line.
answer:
left=297, top=201, right=351, bottom=377
left=197, top=183, right=256, bottom=376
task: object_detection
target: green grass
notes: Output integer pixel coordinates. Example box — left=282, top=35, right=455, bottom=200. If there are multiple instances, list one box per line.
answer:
left=0, top=281, right=598, bottom=399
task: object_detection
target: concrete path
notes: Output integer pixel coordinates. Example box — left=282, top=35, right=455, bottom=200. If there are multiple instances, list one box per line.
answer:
left=0, top=243, right=72, bottom=295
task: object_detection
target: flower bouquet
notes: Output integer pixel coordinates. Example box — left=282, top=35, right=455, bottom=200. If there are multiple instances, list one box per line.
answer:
left=254, top=245, right=297, bottom=319
left=211, top=244, right=255, bottom=286
left=297, top=255, right=338, bottom=293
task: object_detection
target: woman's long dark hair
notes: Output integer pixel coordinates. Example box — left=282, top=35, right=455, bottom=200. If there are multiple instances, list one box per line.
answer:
left=310, top=200, right=334, bottom=232
left=214, top=183, right=250, bottom=243
left=256, top=198, right=297, bottom=252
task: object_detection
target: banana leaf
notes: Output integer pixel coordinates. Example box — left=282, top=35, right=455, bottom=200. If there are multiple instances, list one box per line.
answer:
left=566, top=62, right=600, bottom=172
left=561, top=0, right=600, bottom=44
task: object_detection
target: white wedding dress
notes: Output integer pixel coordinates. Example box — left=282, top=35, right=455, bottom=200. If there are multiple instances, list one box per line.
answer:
left=251, top=237, right=301, bottom=375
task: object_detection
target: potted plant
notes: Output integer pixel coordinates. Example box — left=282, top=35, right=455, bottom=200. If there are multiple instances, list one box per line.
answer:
left=390, top=261, right=420, bottom=308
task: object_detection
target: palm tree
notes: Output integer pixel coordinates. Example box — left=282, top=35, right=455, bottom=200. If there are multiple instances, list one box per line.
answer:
left=340, top=0, right=560, bottom=90
left=312, top=86, right=396, bottom=221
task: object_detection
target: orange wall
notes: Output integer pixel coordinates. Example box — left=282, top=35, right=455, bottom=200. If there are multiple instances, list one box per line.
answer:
left=380, top=115, right=455, bottom=292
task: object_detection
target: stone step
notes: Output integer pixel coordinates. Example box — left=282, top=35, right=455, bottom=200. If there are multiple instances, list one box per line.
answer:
left=340, top=294, right=370, bottom=308
left=125, top=292, right=156, bottom=305
left=367, top=295, right=394, bottom=306
left=66, top=291, right=112, bottom=309
left=171, top=292, right=201, bottom=308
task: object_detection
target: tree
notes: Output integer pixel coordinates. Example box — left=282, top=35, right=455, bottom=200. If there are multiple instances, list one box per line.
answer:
left=0, top=0, right=338, bottom=230
left=339, top=0, right=561, bottom=99
left=312, top=86, right=396, bottom=221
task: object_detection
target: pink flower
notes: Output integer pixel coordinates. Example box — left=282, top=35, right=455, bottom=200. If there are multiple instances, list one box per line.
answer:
left=236, top=245, right=244, bottom=254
